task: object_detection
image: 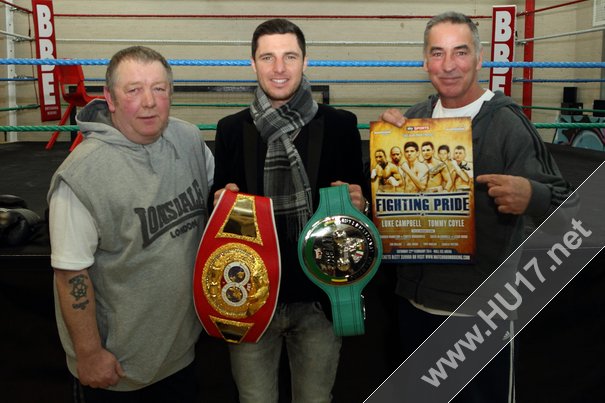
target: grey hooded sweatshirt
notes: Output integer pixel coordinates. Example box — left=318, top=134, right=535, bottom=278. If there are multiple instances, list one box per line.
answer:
left=48, top=99, right=211, bottom=391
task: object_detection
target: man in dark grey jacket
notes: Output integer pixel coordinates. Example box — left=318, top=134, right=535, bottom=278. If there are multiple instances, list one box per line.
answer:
left=380, top=11, right=572, bottom=403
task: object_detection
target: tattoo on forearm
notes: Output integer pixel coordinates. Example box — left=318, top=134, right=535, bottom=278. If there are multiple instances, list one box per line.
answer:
left=68, top=274, right=90, bottom=310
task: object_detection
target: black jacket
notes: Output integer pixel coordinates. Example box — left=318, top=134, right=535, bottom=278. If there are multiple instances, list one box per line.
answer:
left=211, top=103, right=367, bottom=304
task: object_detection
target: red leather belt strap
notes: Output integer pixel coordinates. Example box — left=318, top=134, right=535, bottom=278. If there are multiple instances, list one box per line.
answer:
left=193, top=190, right=280, bottom=343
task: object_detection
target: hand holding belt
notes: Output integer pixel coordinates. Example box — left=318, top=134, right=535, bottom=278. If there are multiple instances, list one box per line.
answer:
left=193, top=189, right=280, bottom=343
left=298, top=184, right=382, bottom=336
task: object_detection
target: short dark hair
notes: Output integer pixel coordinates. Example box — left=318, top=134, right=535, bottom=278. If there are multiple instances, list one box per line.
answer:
left=421, top=141, right=434, bottom=150
left=106, top=46, right=173, bottom=97
left=251, top=18, right=306, bottom=59
left=404, top=141, right=419, bottom=151
left=438, top=144, right=450, bottom=153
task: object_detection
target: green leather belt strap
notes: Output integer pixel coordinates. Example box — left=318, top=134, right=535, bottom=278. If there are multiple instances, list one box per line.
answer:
left=298, top=184, right=382, bottom=336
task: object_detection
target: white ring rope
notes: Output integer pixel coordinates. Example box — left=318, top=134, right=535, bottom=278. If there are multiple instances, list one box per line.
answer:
left=55, top=38, right=425, bottom=47
left=53, top=23, right=604, bottom=48
left=0, top=29, right=32, bottom=41
left=519, top=26, right=605, bottom=44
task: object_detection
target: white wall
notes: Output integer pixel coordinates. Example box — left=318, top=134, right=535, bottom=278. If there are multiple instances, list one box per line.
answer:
left=1, top=0, right=602, bottom=143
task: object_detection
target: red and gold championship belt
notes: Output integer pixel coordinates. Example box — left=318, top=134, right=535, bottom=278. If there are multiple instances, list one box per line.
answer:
left=193, top=190, right=280, bottom=343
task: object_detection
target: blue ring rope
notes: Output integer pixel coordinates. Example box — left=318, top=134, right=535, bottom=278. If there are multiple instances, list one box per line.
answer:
left=2, top=58, right=605, bottom=68
left=3, top=77, right=605, bottom=84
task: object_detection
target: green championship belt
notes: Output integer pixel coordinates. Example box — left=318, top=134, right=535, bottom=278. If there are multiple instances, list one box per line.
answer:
left=298, top=184, right=382, bottom=336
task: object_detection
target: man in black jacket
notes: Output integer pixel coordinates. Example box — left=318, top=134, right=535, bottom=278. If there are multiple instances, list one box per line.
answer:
left=211, top=18, right=368, bottom=403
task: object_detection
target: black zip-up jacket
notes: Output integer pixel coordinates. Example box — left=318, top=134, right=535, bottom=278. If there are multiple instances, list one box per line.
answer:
left=396, top=91, right=572, bottom=312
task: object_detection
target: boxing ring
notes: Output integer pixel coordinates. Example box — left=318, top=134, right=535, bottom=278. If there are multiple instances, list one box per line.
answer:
left=2, top=0, right=605, bottom=147
left=2, top=1, right=605, bottom=402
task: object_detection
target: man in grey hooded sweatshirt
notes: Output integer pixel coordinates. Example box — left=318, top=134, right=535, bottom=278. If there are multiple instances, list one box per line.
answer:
left=48, top=46, right=214, bottom=402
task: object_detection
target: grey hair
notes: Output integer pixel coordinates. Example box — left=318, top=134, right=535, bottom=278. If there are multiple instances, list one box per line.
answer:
left=423, top=12, right=482, bottom=57
left=105, top=46, right=173, bottom=97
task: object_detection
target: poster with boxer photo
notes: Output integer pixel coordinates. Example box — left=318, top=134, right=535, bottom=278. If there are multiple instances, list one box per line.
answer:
left=369, top=118, right=475, bottom=263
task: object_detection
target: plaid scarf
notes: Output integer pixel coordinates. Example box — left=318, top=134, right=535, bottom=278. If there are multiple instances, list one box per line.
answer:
left=251, top=75, right=318, bottom=240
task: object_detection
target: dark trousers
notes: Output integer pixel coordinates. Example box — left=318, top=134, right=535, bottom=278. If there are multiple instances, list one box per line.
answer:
left=398, top=297, right=515, bottom=403
left=73, top=361, right=198, bottom=403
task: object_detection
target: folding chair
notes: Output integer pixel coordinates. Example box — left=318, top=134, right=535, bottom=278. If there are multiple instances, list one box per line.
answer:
left=45, top=64, right=103, bottom=150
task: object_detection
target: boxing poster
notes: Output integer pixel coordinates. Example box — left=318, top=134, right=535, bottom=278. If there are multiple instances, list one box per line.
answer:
left=369, top=118, right=476, bottom=263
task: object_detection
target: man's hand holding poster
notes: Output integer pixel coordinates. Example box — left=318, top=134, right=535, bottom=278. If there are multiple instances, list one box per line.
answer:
left=370, top=118, right=476, bottom=263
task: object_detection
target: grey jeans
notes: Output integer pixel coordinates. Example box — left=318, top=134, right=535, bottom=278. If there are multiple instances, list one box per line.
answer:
left=229, top=301, right=342, bottom=403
